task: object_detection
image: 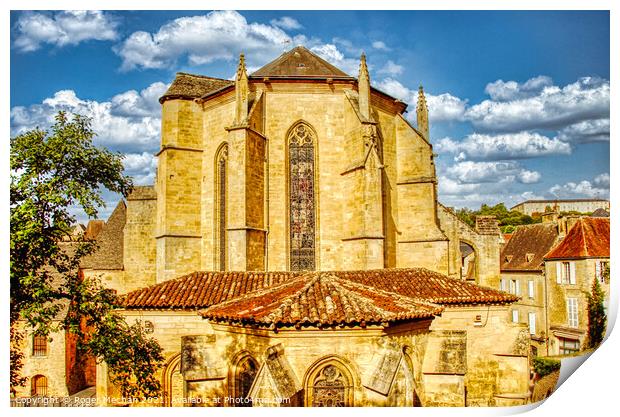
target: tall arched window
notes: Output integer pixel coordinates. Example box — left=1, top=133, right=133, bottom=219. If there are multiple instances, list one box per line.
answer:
left=215, top=144, right=228, bottom=271
left=31, top=375, right=48, bottom=397
left=232, top=355, right=258, bottom=407
left=288, top=123, right=316, bottom=271
left=305, top=359, right=354, bottom=407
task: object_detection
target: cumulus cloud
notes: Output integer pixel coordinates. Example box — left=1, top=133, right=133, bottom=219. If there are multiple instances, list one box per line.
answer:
left=371, top=41, right=390, bottom=51
left=116, top=11, right=298, bottom=71
left=435, top=132, right=571, bottom=161
left=377, top=60, right=404, bottom=76
left=310, top=43, right=360, bottom=75
left=375, top=78, right=467, bottom=123
left=557, top=118, right=610, bottom=143
left=270, top=16, right=303, bottom=30
left=123, top=152, right=158, bottom=185
left=549, top=175, right=610, bottom=199
left=13, top=10, right=119, bottom=52
left=484, top=75, right=553, bottom=102
left=466, top=77, right=610, bottom=132
left=444, top=161, right=540, bottom=185
left=10, top=83, right=165, bottom=152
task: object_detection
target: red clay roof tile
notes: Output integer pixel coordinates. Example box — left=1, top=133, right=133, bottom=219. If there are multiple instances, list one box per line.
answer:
left=545, top=217, right=610, bottom=259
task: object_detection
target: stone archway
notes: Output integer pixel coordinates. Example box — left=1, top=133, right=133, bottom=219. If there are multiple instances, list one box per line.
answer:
left=161, top=353, right=183, bottom=407
left=304, top=356, right=356, bottom=407
left=459, top=240, right=477, bottom=281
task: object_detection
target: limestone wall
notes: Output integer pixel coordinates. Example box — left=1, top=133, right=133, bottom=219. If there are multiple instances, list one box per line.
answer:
left=14, top=322, right=70, bottom=398
left=124, top=187, right=157, bottom=291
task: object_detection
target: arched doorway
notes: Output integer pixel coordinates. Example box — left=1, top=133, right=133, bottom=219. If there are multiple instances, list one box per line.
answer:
left=162, top=353, right=183, bottom=407
left=31, top=375, right=48, bottom=397
left=304, top=357, right=355, bottom=407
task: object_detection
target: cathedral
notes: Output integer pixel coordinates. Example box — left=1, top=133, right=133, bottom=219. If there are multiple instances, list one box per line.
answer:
left=80, top=46, right=531, bottom=407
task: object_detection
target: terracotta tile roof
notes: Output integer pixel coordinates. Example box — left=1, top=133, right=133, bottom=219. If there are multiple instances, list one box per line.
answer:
left=545, top=217, right=610, bottom=260
left=123, top=271, right=298, bottom=309
left=159, top=72, right=233, bottom=103
left=332, top=269, right=519, bottom=305
left=80, top=201, right=126, bottom=270
left=501, top=223, right=560, bottom=271
left=251, top=46, right=353, bottom=79
left=123, top=268, right=518, bottom=310
left=201, top=272, right=444, bottom=327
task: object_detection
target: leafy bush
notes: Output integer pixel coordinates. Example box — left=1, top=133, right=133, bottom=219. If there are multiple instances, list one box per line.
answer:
left=533, top=357, right=561, bottom=378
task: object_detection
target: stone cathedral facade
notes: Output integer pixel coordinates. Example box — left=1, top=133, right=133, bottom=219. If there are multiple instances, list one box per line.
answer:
left=84, top=47, right=533, bottom=407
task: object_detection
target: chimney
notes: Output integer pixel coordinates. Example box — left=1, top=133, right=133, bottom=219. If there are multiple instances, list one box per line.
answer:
left=475, top=216, right=500, bottom=235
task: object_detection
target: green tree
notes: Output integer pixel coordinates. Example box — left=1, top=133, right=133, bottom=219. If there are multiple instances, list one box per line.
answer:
left=585, top=273, right=608, bottom=349
left=10, top=112, right=163, bottom=398
left=455, top=202, right=539, bottom=233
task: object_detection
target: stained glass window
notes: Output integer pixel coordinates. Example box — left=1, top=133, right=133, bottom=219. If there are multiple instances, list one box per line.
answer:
left=216, top=144, right=228, bottom=271
left=310, top=364, right=352, bottom=407
left=289, top=123, right=316, bottom=271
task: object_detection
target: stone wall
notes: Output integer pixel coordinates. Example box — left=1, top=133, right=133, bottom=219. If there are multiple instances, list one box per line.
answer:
left=124, top=186, right=157, bottom=291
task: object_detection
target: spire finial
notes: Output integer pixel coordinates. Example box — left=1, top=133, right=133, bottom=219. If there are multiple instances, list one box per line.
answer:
left=236, top=53, right=247, bottom=80
left=416, top=83, right=429, bottom=140
left=358, top=52, right=371, bottom=120
left=234, top=52, right=249, bottom=124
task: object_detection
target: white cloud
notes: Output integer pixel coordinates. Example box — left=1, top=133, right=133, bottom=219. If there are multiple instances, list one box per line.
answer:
left=374, top=78, right=467, bottom=123
left=115, top=11, right=297, bottom=71
left=484, top=75, right=553, bottom=102
left=13, top=11, right=118, bottom=52
left=310, top=43, right=360, bottom=76
left=467, top=77, right=610, bottom=132
left=517, top=170, right=541, bottom=184
left=371, top=41, right=390, bottom=51
left=557, top=118, right=610, bottom=143
left=377, top=60, right=404, bottom=76
left=435, top=132, right=571, bottom=161
left=593, top=173, right=610, bottom=188
left=549, top=177, right=609, bottom=199
left=123, top=152, right=158, bottom=185
left=270, top=16, right=303, bottom=30
left=10, top=83, right=165, bottom=152
left=443, top=161, right=540, bottom=186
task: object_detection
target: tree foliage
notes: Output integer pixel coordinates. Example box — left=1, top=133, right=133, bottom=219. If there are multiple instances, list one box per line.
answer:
left=585, top=273, right=608, bottom=349
left=455, top=203, right=539, bottom=233
left=10, top=112, right=163, bottom=398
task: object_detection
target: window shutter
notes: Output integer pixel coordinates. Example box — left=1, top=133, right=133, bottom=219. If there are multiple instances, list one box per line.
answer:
left=500, top=279, right=506, bottom=291
left=515, top=280, right=521, bottom=296
left=528, top=281, right=535, bottom=298
left=596, top=261, right=601, bottom=280
left=556, top=262, right=562, bottom=284
left=512, top=310, right=519, bottom=323
left=569, top=262, right=576, bottom=285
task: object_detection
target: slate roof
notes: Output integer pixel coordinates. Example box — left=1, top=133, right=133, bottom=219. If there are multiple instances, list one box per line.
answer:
left=545, top=217, right=610, bottom=260
left=159, top=73, right=233, bottom=103
left=201, top=272, right=444, bottom=327
left=122, top=268, right=518, bottom=312
left=80, top=201, right=126, bottom=270
left=251, top=46, right=354, bottom=79
left=501, top=223, right=560, bottom=271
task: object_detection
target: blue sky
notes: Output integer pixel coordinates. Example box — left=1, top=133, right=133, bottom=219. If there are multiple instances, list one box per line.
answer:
left=9, top=10, right=610, bottom=221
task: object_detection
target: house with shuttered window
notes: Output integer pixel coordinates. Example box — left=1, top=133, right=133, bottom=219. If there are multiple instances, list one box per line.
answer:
left=543, top=217, right=610, bottom=356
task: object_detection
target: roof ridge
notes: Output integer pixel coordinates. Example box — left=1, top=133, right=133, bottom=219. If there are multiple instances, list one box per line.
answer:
left=579, top=219, right=589, bottom=256
left=175, top=72, right=231, bottom=82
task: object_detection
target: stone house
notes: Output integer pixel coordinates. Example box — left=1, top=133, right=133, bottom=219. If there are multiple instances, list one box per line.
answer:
left=499, top=222, right=561, bottom=355
left=543, top=217, right=610, bottom=356
left=510, top=199, right=609, bottom=217
left=13, top=240, right=97, bottom=400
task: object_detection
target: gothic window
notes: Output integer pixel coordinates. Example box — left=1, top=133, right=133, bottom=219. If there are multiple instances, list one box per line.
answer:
left=306, top=362, right=353, bottom=407
left=31, top=375, right=48, bottom=397
left=215, top=144, right=228, bottom=271
left=288, top=123, right=316, bottom=271
left=233, top=356, right=258, bottom=407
